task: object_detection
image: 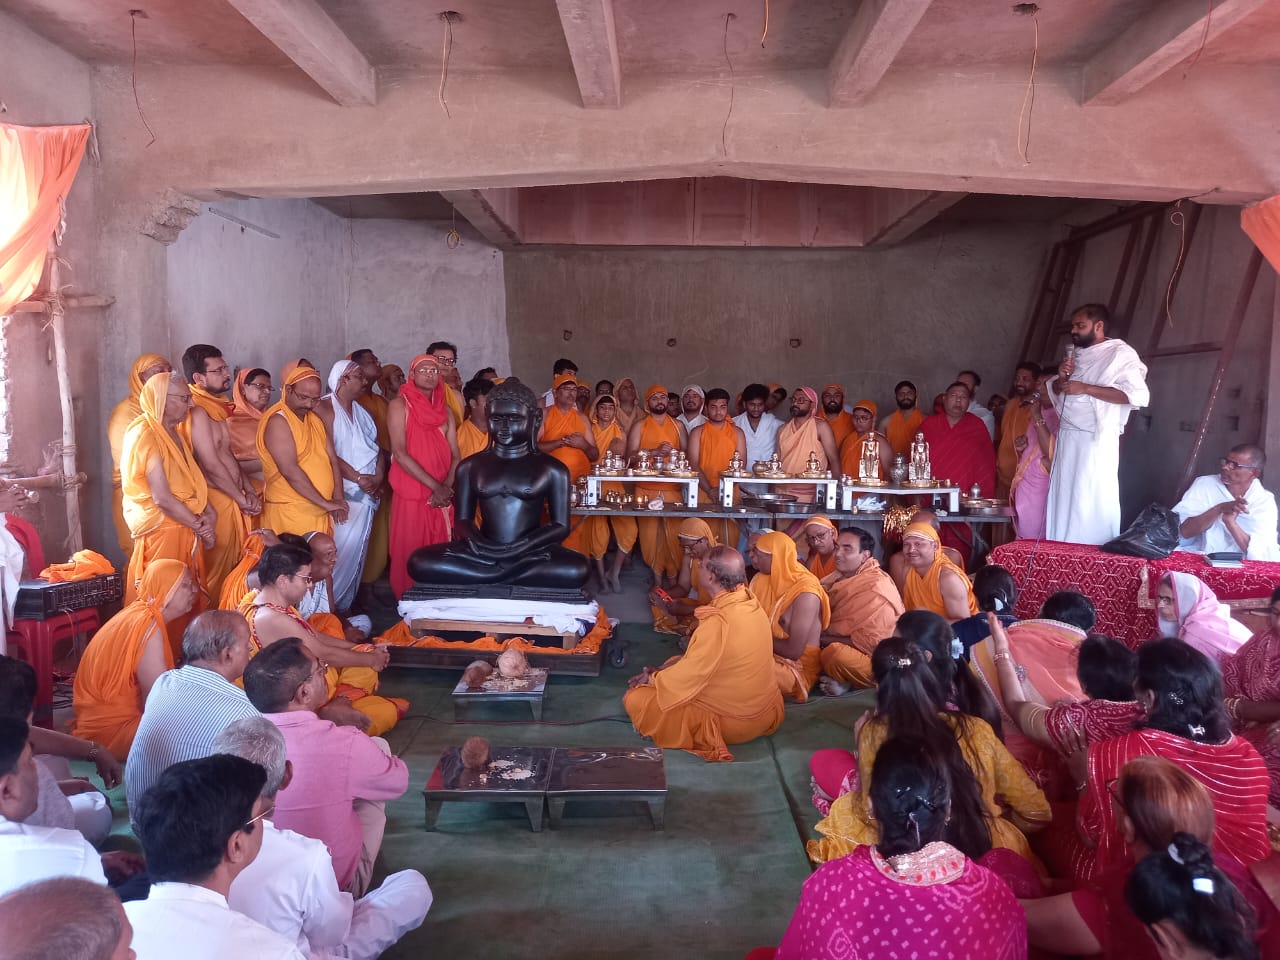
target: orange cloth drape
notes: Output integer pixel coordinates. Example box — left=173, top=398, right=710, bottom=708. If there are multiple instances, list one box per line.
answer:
left=0, top=123, right=90, bottom=316
left=1242, top=196, right=1280, bottom=273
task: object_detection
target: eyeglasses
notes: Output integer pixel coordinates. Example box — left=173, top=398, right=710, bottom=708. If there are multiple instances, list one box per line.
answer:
left=432, top=355, right=458, bottom=367
left=296, top=574, right=315, bottom=584
left=243, top=803, right=275, bottom=832
left=1105, top=777, right=1124, bottom=810
left=310, top=659, right=329, bottom=681
left=245, top=381, right=274, bottom=393
left=1220, top=458, right=1260, bottom=471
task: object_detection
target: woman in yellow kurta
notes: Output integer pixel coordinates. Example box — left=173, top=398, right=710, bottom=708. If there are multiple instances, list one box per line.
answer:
left=749, top=531, right=831, bottom=702
left=107, top=353, right=172, bottom=554
left=72, top=560, right=195, bottom=761
left=807, top=636, right=1050, bottom=867
left=257, top=366, right=342, bottom=537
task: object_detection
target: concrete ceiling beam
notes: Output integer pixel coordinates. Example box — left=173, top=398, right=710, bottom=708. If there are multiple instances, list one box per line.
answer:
left=224, top=0, right=376, bottom=106
left=439, top=189, right=522, bottom=248
left=861, top=189, right=968, bottom=246
left=827, top=0, right=934, bottom=107
left=553, top=0, right=622, bottom=108
left=1082, top=0, right=1271, bottom=106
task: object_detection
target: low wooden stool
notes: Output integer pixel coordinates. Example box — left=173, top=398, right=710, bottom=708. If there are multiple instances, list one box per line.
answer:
left=546, top=747, right=667, bottom=830
left=423, top=745, right=554, bottom=832
left=451, top=668, right=548, bottom=721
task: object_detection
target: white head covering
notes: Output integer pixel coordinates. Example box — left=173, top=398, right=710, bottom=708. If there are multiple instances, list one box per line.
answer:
left=327, top=360, right=359, bottom=395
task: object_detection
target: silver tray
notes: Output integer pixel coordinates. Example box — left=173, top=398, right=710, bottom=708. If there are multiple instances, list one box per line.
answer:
left=741, top=493, right=798, bottom=508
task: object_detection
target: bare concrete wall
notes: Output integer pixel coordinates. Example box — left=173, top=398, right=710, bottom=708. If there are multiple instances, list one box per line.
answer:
left=0, top=9, right=103, bottom=560
left=502, top=221, right=1049, bottom=404
left=346, top=220, right=509, bottom=379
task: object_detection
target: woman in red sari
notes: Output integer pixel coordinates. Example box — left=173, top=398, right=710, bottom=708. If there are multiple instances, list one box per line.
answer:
left=387, top=354, right=459, bottom=598
left=760, top=737, right=1026, bottom=960
left=1042, top=638, right=1271, bottom=884
left=1220, top=586, right=1280, bottom=805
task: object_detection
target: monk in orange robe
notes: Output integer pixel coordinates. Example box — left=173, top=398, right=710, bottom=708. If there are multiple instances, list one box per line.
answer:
left=258, top=366, right=347, bottom=539
left=900, top=522, right=978, bottom=621
left=820, top=384, right=855, bottom=450
left=107, top=353, right=171, bottom=554
left=181, top=344, right=260, bottom=602
left=624, top=546, right=784, bottom=761
left=455, top=377, right=492, bottom=461
left=538, top=373, right=598, bottom=483
left=120, top=372, right=214, bottom=621
left=581, top=394, right=635, bottom=592
left=217, top=528, right=279, bottom=610
left=650, top=517, right=719, bottom=635
left=995, top=362, right=1040, bottom=499
left=749, top=531, right=831, bottom=702
left=612, top=377, right=642, bottom=434
left=880, top=379, right=927, bottom=457
left=818, top=527, right=905, bottom=693
left=838, top=400, right=893, bottom=481
left=685, top=387, right=746, bottom=549
left=801, top=515, right=838, bottom=578
left=776, top=387, right=839, bottom=504
left=228, top=366, right=272, bottom=506
left=72, top=560, right=195, bottom=760
left=625, top=384, right=687, bottom=581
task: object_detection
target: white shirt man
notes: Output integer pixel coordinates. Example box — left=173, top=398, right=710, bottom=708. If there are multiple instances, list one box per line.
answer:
left=129, top=883, right=304, bottom=960
left=676, top=384, right=707, bottom=432
left=1174, top=448, right=1279, bottom=561
left=1044, top=306, right=1150, bottom=545
left=733, top=390, right=782, bottom=467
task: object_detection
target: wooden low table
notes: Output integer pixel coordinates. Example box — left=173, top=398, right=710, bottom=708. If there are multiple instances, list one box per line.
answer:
left=546, top=746, right=667, bottom=830
left=451, top=668, right=548, bottom=721
left=423, top=745, right=555, bottom=832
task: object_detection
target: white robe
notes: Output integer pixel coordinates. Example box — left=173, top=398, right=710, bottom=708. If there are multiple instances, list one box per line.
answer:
left=1174, top=475, right=1280, bottom=561
left=1044, top=338, right=1149, bottom=545
left=329, top=397, right=380, bottom=611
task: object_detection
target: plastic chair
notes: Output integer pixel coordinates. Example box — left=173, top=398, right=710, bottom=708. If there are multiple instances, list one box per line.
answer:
left=6, top=607, right=100, bottom=728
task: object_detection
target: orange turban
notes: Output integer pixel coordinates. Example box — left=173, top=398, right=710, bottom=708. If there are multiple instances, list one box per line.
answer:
left=822, top=383, right=843, bottom=395
left=554, top=373, right=577, bottom=389
left=677, top=517, right=717, bottom=544
left=410, top=354, right=437, bottom=374
left=902, top=522, right=941, bottom=544
left=645, top=384, right=668, bottom=400
left=284, top=365, right=321, bottom=388
left=803, top=515, right=837, bottom=533
left=853, top=399, right=878, bottom=418
left=128, top=353, right=171, bottom=399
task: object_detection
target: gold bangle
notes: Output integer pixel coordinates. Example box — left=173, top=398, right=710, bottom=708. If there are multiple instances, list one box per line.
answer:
left=85, top=742, right=100, bottom=764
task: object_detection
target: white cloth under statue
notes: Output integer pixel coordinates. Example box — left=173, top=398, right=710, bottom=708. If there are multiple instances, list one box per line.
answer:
left=327, top=362, right=380, bottom=611
left=1044, top=338, right=1149, bottom=545
left=1174, top=475, right=1280, bottom=561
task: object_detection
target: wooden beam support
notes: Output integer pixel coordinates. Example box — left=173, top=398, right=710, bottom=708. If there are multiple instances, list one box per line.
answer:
left=224, top=0, right=376, bottom=106
left=1083, top=0, right=1271, bottom=106
left=827, top=0, right=934, bottom=107
left=439, top=189, right=522, bottom=248
left=861, top=188, right=966, bottom=246
left=10, top=295, right=115, bottom=314
left=553, top=0, right=622, bottom=109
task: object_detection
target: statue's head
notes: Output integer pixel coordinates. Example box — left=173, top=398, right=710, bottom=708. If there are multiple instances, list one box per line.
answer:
left=486, top=377, right=542, bottom=452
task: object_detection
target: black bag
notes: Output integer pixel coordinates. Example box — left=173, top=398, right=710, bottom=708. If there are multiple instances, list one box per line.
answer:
left=1100, top=503, right=1181, bottom=559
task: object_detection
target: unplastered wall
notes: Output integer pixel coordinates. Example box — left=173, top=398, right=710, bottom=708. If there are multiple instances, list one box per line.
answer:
left=502, top=221, right=1050, bottom=405
left=1055, top=204, right=1277, bottom=517
left=345, top=220, right=508, bottom=378
left=0, top=8, right=102, bottom=560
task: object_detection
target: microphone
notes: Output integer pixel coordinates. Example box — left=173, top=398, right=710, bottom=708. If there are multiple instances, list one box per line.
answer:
left=1062, top=344, right=1075, bottom=381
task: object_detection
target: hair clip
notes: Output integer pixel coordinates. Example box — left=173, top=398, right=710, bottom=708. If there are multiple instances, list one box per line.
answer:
left=993, top=597, right=1006, bottom=612
left=1167, top=691, right=1185, bottom=705
left=950, top=637, right=963, bottom=659
left=1167, top=843, right=1184, bottom=865
left=1191, top=877, right=1215, bottom=895
left=895, top=657, right=912, bottom=668
left=1188, top=724, right=1205, bottom=737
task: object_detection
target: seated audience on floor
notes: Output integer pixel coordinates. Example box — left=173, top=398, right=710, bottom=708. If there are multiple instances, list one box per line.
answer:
left=816, top=526, right=904, bottom=695
left=649, top=518, right=719, bottom=636
left=807, top=637, right=1050, bottom=882
left=799, top=515, right=837, bottom=578
left=1041, top=638, right=1272, bottom=884
left=1174, top=442, right=1278, bottom=561
left=761, top=737, right=1026, bottom=960
left=0, top=876, right=135, bottom=960
left=72, top=559, right=197, bottom=761
left=126, top=754, right=305, bottom=959
left=0, top=655, right=115, bottom=847
left=894, top=610, right=1005, bottom=739
left=1155, top=570, right=1252, bottom=661
left=243, top=638, right=410, bottom=897
left=217, top=527, right=279, bottom=610
left=624, top=547, right=785, bottom=762
left=125, top=610, right=258, bottom=811
left=747, top=531, right=830, bottom=703
left=886, top=509, right=963, bottom=593
left=951, top=563, right=1019, bottom=659
left=0, top=717, right=142, bottom=895
left=216, top=717, right=431, bottom=959
left=898, top=522, right=977, bottom=621
left=1023, top=756, right=1277, bottom=959
left=1220, top=586, right=1280, bottom=806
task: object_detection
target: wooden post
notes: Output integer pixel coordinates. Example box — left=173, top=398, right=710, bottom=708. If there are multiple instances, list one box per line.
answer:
left=44, top=237, right=84, bottom=553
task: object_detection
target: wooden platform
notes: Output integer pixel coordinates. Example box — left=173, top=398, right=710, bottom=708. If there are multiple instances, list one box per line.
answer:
left=410, top=617, right=579, bottom=649
left=389, top=640, right=605, bottom=677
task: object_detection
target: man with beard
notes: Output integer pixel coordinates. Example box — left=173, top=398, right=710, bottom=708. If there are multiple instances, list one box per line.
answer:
left=676, top=385, right=707, bottom=432
left=995, top=362, right=1041, bottom=499
left=686, top=388, right=746, bottom=547
left=182, top=344, right=261, bottom=600
left=1045, top=303, right=1149, bottom=544
left=879, top=380, right=926, bottom=457
left=777, top=387, right=840, bottom=504
left=820, top=384, right=855, bottom=450
left=626, top=384, right=688, bottom=582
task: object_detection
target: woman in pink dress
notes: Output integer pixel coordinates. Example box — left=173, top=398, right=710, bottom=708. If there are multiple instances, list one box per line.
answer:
left=761, top=737, right=1026, bottom=960
left=1010, top=397, right=1057, bottom=540
left=1220, top=587, right=1280, bottom=805
left=1156, top=571, right=1252, bottom=661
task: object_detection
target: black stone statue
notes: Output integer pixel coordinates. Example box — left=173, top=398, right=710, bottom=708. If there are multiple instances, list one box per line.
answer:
left=407, top=378, right=589, bottom=589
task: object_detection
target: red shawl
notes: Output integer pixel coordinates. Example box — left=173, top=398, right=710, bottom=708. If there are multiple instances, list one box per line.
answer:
left=390, top=380, right=451, bottom=501
left=919, top=412, right=995, bottom=497
left=1220, top=627, right=1280, bottom=703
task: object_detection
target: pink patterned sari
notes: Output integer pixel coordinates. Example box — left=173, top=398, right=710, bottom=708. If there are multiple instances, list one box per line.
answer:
left=1010, top=403, right=1057, bottom=539
left=1220, top=626, right=1280, bottom=805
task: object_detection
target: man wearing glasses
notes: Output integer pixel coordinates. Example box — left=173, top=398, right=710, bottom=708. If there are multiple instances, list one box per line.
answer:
left=1173, top=443, right=1278, bottom=560
left=426, top=340, right=466, bottom=427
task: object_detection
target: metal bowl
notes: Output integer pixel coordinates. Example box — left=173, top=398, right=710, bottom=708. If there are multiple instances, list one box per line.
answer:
left=741, top=493, right=798, bottom=509
left=770, top=501, right=820, bottom=515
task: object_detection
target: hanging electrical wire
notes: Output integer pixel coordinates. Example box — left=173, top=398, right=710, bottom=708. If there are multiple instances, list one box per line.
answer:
left=1164, top=200, right=1189, bottom=327
left=722, top=13, right=737, bottom=156
left=438, top=11, right=457, bottom=119
left=1015, top=10, right=1039, bottom=165
left=129, top=10, right=157, bottom=147
left=447, top=205, right=461, bottom=248
left=760, top=0, right=769, bottom=47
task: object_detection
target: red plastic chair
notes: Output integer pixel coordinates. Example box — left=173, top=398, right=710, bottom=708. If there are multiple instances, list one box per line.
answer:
left=7, top=607, right=99, bottom=728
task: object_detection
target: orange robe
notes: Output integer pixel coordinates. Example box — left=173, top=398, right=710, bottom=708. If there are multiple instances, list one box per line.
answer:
left=838, top=431, right=887, bottom=481
left=824, top=410, right=855, bottom=451
left=883, top=408, right=926, bottom=457
left=540, top=405, right=593, bottom=483
left=818, top=558, right=906, bottom=688
left=72, top=560, right=184, bottom=760
left=456, top=419, right=489, bottom=461
left=751, top=532, right=831, bottom=702
left=624, top=588, right=785, bottom=762
left=257, top=399, right=336, bottom=538
left=186, top=385, right=247, bottom=602
left=691, top=419, right=740, bottom=548
left=996, top=399, right=1034, bottom=499
left=903, top=549, right=978, bottom=619
left=444, top=385, right=465, bottom=428
left=228, top=371, right=266, bottom=531
left=805, top=550, right=836, bottom=579
left=778, top=415, right=825, bottom=503
left=581, top=418, right=635, bottom=558
left=636, top=416, right=683, bottom=576
left=120, top=377, right=209, bottom=612
left=217, top=530, right=271, bottom=611
left=108, top=354, right=171, bottom=554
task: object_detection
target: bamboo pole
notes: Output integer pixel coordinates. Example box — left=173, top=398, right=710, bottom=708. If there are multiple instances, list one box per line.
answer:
left=45, top=237, right=84, bottom=553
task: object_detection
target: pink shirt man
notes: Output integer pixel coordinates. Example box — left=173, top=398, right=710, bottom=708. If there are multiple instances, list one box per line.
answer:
left=264, top=711, right=408, bottom=890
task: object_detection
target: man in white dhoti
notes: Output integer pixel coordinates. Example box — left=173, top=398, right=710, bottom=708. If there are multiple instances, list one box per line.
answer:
left=1174, top=443, right=1278, bottom=560
left=317, top=361, right=383, bottom=611
left=1044, top=303, right=1150, bottom=545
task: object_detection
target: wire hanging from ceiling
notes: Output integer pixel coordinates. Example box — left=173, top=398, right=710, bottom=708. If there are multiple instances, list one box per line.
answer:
left=722, top=13, right=737, bottom=156
left=1015, top=11, right=1039, bottom=165
left=1185, top=0, right=1215, bottom=72
left=438, top=11, right=458, bottom=119
left=1164, top=200, right=1188, bottom=328
left=447, top=205, right=461, bottom=248
left=760, top=0, right=769, bottom=47
left=129, top=10, right=157, bottom=147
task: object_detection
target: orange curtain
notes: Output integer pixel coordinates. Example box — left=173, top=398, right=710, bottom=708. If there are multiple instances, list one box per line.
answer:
left=1241, top=195, right=1280, bottom=274
left=0, top=123, right=91, bottom=316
